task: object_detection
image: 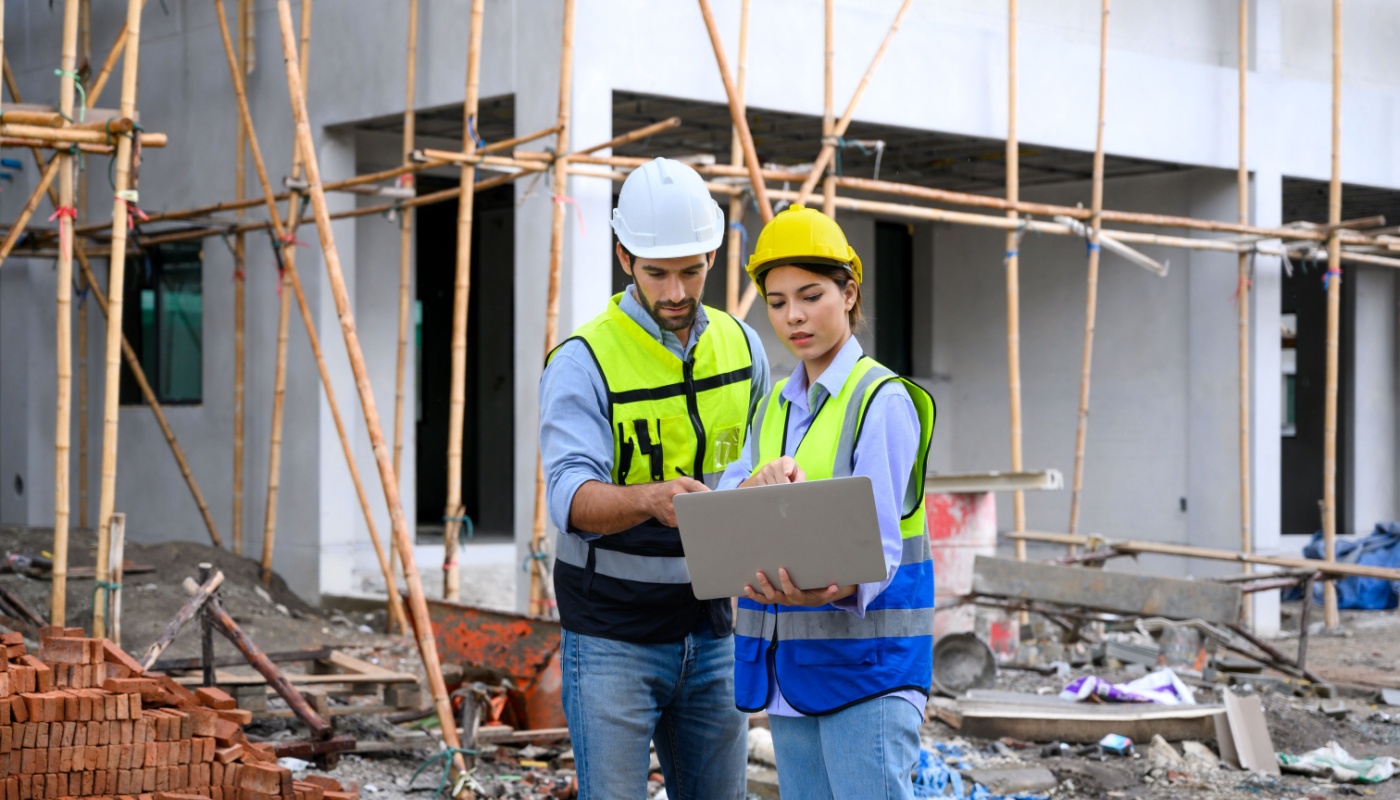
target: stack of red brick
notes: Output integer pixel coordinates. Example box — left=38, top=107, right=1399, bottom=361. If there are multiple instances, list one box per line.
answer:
left=0, top=629, right=357, bottom=800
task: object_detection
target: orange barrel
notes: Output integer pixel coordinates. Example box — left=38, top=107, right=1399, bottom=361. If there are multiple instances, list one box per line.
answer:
left=926, top=491, right=1017, bottom=657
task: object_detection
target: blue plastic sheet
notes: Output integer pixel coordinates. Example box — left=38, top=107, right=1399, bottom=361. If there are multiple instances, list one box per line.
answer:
left=911, top=745, right=1050, bottom=800
left=1291, top=522, right=1400, bottom=610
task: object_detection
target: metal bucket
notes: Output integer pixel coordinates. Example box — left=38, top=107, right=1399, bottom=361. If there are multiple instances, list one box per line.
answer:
left=932, top=632, right=998, bottom=697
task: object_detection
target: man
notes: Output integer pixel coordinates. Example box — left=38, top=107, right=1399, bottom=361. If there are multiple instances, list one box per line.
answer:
left=540, top=157, right=770, bottom=799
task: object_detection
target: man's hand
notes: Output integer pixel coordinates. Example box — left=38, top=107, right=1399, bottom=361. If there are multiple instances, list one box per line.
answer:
left=647, top=476, right=709, bottom=528
left=744, top=567, right=856, bottom=607
left=739, top=456, right=806, bottom=488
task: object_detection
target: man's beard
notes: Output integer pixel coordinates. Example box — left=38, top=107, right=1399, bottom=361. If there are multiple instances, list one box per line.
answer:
left=635, top=284, right=698, bottom=332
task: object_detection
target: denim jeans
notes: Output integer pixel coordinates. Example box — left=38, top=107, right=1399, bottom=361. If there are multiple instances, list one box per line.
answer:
left=767, top=696, right=923, bottom=800
left=560, top=628, right=748, bottom=800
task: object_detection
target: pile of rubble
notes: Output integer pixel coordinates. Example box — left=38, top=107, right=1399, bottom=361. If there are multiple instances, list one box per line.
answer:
left=0, top=629, right=357, bottom=800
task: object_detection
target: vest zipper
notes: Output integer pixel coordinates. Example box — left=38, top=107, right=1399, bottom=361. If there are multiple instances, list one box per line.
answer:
left=683, top=356, right=706, bottom=482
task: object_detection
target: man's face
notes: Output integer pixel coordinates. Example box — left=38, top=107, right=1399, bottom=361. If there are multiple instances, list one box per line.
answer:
left=619, top=242, right=713, bottom=333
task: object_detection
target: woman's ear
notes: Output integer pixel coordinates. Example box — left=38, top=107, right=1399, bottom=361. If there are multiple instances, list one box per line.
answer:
left=843, top=279, right=857, bottom=311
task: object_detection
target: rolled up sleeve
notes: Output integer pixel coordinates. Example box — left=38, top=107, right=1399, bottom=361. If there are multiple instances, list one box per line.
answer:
left=830, top=386, right=919, bottom=617
left=539, top=342, right=614, bottom=537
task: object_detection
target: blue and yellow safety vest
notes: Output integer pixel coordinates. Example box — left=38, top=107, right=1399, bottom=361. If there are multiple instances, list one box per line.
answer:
left=734, top=357, right=936, bottom=714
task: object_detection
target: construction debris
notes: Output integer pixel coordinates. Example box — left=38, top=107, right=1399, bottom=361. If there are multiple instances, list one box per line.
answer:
left=0, top=629, right=359, bottom=800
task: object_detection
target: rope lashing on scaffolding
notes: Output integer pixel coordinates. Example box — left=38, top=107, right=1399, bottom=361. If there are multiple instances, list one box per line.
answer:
left=408, top=747, right=480, bottom=798
left=1323, top=264, right=1342, bottom=290
left=1231, top=251, right=1256, bottom=308
left=94, top=579, right=121, bottom=610
left=53, top=70, right=87, bottom=124
left=115, top=189, right=149, bottom=231
left=824, top=135, right=886, bottom=181
left=48, top=206, right=78, bottom=261
left=728, top=219, right=749, bottom=255
left=442, top=513, right=475, bottom=543
left=1085, top=241, right=1101, bottom=255
left=72, top=279, right=90, bottom=309
left=552, top=194, right=586, bottom=237
left=521, top=547, right=551, bottom=574
left=1005, top=219, right=1031, bottom=262
left=466, top=115, right=487, bottom=150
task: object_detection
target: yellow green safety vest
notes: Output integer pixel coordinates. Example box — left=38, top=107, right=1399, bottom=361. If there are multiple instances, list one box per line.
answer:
left=547, top=293, right=754, bottom=642
left=734, top=356, right=936, bottom=714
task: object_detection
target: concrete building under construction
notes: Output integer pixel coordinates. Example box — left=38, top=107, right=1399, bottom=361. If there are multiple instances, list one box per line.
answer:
left=2, top=0, right=1399, bottom=639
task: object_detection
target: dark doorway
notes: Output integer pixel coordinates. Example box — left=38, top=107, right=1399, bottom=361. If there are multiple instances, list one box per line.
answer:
left=415, top=181, right=515, bottom=537
left=875, top=221, right=914, bottom=376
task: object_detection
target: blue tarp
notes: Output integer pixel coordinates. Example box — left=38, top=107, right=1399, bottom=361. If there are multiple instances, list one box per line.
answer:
left=1292, top=522, right=1400, bottom=610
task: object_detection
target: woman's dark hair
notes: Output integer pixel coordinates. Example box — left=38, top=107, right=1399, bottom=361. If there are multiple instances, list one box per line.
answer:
left=757, top=261, right=864, bottom=331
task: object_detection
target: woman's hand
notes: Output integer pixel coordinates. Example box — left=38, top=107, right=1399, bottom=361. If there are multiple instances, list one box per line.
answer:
left=739, top=456, right=806, bottom=488
left=744, top=567, right=856, bottom=607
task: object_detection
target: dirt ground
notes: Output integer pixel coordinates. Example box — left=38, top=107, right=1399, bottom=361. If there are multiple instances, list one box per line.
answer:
left=6, top=527, right=1400, bottom=799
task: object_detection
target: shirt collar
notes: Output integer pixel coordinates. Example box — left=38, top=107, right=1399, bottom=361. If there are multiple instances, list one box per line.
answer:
left=619, top=284, right=710, bottom=356
left=781, top=335, right=865, bottom=414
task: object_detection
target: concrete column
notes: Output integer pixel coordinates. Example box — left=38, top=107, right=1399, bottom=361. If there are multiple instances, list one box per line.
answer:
left=1250, top=169, right=1284, bottom=635
left=0, top=258, right=55, bottom=527
left=1349, top=269, right=1396, bottom=534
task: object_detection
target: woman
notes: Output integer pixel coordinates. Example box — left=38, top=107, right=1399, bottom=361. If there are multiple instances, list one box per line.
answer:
left=717, top=204, right=936, bottom=800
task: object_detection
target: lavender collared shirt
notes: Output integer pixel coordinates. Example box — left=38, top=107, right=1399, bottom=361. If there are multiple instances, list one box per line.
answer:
left=716, top=336, right=925, bottom=717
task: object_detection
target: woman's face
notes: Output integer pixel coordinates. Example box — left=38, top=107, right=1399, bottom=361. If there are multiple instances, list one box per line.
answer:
left=763, top=264, right=856, bottom=363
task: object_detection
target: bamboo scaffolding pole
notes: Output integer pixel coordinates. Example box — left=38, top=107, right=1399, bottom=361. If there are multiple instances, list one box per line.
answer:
left=232, top=0, right=249, bottom=557
left=210, top=0, right=407, bottom=632
left=731, top=0, right=912, bottom=318
left=0, top=124, right=165, bottom=146
left=1066, top=0, right=1111, bottom=546
left=442, top=0, right=486, bottom=604
left=93, top=0, right=146, bottom=639
left=1006, top=0, right=1026, bottom=561
left=50, top=0, right=81, bottom=628
left=1321, top=0, right=1343, bottom=629
left=107, top=513, right=125, bottom=645
left=794, top=0, right=913, bottom=208
left=724, top=0, right=751, bottom=314
left=260, top=0, right=313, bottom=589
left=1236, top=0, right=1253, bottom=623
left=0, top=154, right=61, bottom=265
left=390, top=0, right=420, bottom=620
left=270, top=0, right=467, bottom=776
left=819, top=0, right=834, bottom=217
left=698, top=0, right=775, bottom=323
left=78, top=0, right=90, bottom=538
left=528, top=0, right=577, bottom=618
left=54, top=126, right=558, bottom=243
left=75, top=253, right=224, bottom=554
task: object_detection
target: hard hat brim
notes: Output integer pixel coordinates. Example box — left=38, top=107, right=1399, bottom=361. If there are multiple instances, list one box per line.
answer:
left=749, top=255, right=857, bottom=282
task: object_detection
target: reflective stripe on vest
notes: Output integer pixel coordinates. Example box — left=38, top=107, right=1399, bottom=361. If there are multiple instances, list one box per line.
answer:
left=546, top=295, right=754, bottom=642
left=734, top=356, right=936, bottom=715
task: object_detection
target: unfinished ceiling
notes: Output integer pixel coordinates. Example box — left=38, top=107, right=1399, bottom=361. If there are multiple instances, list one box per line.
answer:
left=353, top=90, right=1192, bottom=197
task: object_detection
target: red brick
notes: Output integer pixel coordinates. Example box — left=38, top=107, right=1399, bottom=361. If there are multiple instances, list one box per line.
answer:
left=192, top=689, right=235, bottom=712
left=212, top=708, right=252, bottom=726
left=188, top=710, right=217, bottom=739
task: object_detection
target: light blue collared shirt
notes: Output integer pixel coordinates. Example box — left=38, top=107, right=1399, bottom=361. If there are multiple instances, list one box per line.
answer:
left=540, top=286, right=771, bottom=538
left=717, top=336, right=924, bottom=717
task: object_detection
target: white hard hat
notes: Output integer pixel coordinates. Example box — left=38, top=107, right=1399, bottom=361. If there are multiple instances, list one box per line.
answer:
left=611, top=157, right=725, bottom=259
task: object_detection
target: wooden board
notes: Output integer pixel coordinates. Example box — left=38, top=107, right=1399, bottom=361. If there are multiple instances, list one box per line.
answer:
left=958, top=691, right=1222, bottom=743
left=971, top=556, right=1242, bottom=625
left=172, top=650, right=416, bottom=687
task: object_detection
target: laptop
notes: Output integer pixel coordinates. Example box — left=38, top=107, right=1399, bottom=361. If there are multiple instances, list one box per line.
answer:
left=673, top=476, right=889, bottom=601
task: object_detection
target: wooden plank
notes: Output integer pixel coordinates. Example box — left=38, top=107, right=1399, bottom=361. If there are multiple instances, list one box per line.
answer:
left=172, top=667, right=416, bottom=687
left=925, top=470, right=1063, bottom=494
left=318, top=650, right=406, bottom=680
left=958, top=691, right=1222, bottom=743
left=971, top=555, right=1242, bottom=625
left=1010, top=530, right=1400, bottom=582
left=153, top=646, right=332, bottom=672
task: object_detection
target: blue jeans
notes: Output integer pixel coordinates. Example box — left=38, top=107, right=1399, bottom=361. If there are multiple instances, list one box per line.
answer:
left=560, top=629, right=747, bottom=800
left=767, top=697, right=923, bottom=800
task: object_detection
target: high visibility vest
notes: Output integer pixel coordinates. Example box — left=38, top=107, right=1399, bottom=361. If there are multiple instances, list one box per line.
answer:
left=548, top=293, right=754, bottom=643
left=733, top=356, right=936, bottom=715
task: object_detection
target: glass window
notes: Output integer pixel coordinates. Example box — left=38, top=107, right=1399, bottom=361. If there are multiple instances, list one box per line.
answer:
left=121, top=242, right=203, bottom=405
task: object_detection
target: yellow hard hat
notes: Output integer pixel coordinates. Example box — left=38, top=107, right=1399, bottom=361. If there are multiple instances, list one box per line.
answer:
left=745, top=204, right=863, bottom=285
